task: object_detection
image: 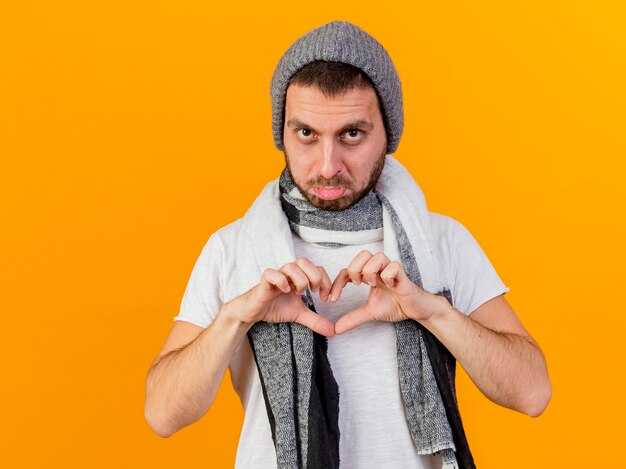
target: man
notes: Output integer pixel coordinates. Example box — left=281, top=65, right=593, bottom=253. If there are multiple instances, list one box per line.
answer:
left=144, top=21, right=551, bottom=469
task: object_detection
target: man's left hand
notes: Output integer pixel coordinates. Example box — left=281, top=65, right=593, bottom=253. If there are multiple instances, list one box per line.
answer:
left=330, top=250, right=449, bottom=334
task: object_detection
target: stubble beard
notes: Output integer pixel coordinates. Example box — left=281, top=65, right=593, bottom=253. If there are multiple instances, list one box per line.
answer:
left=284, top=146, right=387, bottom=211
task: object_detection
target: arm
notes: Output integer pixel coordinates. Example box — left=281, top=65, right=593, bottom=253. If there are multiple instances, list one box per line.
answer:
left=144, top=304, right=251, bottom=438
left=332, top=250, right=552, bottom=417
left=144, top=258, right=335, bottom=437
left=420, top=293, right=552, bottom=417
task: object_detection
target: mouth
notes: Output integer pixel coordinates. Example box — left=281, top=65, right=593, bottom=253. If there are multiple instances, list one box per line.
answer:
left=312, top=186, right=348, bottom=200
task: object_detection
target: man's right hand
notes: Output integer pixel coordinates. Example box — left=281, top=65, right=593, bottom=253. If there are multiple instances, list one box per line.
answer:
left=145, top=257, right=334, bottom=438
left=226, top=257, right=335, bottom=337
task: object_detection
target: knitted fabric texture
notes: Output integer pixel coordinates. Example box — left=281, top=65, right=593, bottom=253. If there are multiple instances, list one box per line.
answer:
left=279, top=167, right=458, bottom=467
left=270, top=20, right=403, bottom=154
left=226, top=155, right=477, bottom=468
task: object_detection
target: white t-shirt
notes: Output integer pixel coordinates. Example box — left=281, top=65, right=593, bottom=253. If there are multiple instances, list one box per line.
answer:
left=173, top=212, right=510, bottom=468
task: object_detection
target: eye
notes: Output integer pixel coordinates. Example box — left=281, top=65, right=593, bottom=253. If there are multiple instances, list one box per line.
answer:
left=343, top=129, right=364, bottom=142
left=296, top=128, right=315, bottom=141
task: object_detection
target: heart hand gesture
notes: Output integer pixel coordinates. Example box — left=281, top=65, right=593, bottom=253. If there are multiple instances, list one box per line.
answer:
left=234, top=257, right=336, bottom=337
left=330, top=250, right=447, bottom=334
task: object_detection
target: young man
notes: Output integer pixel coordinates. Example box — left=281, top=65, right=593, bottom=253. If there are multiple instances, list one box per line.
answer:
left=145, top=21, right=551, bottom=469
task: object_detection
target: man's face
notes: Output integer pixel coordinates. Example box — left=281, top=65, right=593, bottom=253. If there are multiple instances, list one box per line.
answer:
left=283, top=83, right=388, bottom=211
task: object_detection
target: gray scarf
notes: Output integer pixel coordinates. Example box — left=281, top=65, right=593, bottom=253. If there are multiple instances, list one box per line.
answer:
left=229, top=155, right=476, bottom=468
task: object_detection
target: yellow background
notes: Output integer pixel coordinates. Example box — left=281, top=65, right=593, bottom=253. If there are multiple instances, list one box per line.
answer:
left=2, top=1, right=625, bottom=467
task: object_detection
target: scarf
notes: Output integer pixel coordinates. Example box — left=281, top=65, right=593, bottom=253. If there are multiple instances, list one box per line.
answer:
left=227, top=155, right=476, bottom=468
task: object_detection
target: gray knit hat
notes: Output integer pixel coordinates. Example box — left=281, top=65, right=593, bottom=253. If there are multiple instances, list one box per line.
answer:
left=270, top=21, right=403, bottom=154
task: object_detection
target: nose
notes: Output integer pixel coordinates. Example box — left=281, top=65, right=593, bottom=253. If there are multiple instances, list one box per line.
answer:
left=318, top=139, right=344, bottom=180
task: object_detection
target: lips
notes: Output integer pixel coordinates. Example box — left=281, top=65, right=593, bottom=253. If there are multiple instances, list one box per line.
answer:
left=312, top=187, right=347, bottom=200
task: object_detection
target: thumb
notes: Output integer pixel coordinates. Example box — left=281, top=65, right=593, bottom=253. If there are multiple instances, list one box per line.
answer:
left=294, top=306, right=336, bottom=337
left=334, top=306, right=373, bottom=335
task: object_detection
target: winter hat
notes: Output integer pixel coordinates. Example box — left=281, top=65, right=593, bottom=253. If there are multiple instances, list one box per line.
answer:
left=270, top=21, right=404, bottom=154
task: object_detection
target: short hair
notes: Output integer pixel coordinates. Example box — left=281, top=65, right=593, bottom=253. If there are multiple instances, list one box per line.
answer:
left=285, top=61, right=389, bottom=136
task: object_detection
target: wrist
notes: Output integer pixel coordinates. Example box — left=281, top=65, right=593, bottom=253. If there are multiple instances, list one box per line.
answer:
left=413, top=292, right=456, bottom=326
left=218, top=301, right=255, bottom=333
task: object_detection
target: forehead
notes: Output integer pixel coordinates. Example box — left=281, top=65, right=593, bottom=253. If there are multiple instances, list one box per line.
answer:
left=284, top=84, right=381, bottom=123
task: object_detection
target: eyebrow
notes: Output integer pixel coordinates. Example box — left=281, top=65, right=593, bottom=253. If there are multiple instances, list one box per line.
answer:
left=286, top=118, right=374, bottom=133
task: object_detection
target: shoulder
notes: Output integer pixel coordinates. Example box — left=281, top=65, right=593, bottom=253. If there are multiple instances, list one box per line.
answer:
left=212, top=217, right=243, bottom=242
left=428, top=211, right=510, bottom=315
left=429, top=211, right=496, bottom=264
left=202, top=218, right=243, bottom=254
left=429, top=211, right=475, bottom=252
left=428, top=211, right=488, bottom=272
left=173, top=218, right=244, bottom=328
left=429, top=211, right=473, bottom=276
left=187, top=217, right=244, bottom=292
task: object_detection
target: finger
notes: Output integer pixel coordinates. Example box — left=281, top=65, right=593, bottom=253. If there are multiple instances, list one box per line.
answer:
left=380, top=261, right=403, bottom=289
left=346, top=250, right=374, bottom=285
left=294, top=308, right=336, bottom=337
left=330, top=268, right=351, bottom=302
left=294, top=257, right=324, bottom=293
left=334, top=306, right=373, bottom=335
left=280, top=262, right=311, bottom=295
left=361, top=252, right=391, bottom=287
left=317, top=266, right=332, bottom=302
left=260, top=268, right=291, bottom=294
